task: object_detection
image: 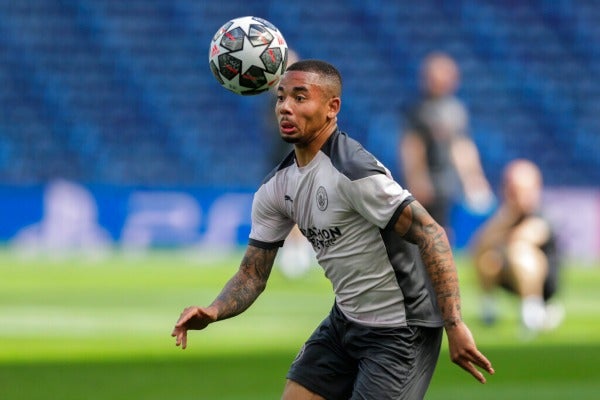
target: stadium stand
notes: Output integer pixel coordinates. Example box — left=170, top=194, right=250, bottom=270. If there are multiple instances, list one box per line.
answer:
left=0, top=0, right=598, bottom=189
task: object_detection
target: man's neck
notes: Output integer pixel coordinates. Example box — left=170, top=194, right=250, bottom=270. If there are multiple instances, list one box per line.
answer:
left=293, top=125, right=337, bottom=167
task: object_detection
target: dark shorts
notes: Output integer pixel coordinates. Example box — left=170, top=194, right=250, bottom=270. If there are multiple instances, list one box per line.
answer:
left=286, top=304, right=443, bottom=400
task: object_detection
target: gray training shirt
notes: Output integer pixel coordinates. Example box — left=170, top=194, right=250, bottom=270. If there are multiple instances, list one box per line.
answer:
left=249, top=129, right=443, bottom=328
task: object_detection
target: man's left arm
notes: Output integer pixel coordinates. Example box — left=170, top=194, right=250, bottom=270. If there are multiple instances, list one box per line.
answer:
left=394, top=200, right=495, bottom=383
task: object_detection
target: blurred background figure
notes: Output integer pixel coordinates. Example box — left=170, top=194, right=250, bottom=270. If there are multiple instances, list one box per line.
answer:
left=262, top=49, right=315, bottom=279
left=11, top=179, right=112, bottom=259
left=471, top=159, right=563, bottom=334
left=399, top=52, right=494, bottom=236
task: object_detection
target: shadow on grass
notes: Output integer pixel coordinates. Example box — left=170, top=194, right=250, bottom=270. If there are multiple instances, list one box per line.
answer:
left=1, top=344, right=599, bottom=400
left=0, top=351, right=294, bottom=400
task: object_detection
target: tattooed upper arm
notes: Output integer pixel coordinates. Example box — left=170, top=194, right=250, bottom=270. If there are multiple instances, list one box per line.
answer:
left=395, top=201, right=438, bottom=245
left=397, top=201, right=453, bottom=260
left=395, top=201, right=462, bottom=326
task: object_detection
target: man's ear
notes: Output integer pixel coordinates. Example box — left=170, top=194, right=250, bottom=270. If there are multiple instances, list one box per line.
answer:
left=327, top=97, right=341, bottom=119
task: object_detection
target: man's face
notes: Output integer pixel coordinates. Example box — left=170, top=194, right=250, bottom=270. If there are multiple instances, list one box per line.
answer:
left=423, top=56, right=458, bottom=98
left=505, top=167, right=542, bottom=215
left=275, top=70, right=337, bottom=145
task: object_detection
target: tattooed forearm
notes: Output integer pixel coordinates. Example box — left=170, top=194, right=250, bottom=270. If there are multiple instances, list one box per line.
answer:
left=398, top=202, right=463, bottom=328
left=211, top=245, right=277, bottom=321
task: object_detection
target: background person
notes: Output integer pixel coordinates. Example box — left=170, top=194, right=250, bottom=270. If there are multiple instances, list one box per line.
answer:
left=399, top=51, right=494, bottom=233
left=471, top=159, right=563, bottom=333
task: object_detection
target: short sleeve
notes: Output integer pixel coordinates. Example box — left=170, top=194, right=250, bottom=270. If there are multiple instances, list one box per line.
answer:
left=340, top=170, right=413, bottom=229
left=249, top=182, right=295, bottom=247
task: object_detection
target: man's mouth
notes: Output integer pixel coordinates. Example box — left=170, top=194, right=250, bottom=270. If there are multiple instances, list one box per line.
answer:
left=280, top=121, right=296, bottom=134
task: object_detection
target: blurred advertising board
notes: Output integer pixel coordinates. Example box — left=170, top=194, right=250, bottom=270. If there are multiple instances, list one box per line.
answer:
left=0, top=181, right=597, bottom=262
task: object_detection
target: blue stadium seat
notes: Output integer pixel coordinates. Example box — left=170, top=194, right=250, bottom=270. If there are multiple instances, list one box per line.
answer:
left=0, top=0, right=598, bottom=188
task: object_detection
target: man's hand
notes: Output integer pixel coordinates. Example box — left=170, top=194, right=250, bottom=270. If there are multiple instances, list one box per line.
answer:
left=171, top=306, right=217, bottom=349
left=446, top=321, right=495, bottom=383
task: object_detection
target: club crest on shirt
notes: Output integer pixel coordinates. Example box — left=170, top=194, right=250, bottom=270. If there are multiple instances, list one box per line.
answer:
left=316, top=186, right=328, bottom=211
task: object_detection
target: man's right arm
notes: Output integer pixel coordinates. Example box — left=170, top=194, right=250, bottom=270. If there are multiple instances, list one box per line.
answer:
left=211, top=244, right=278, bottom=321
left=171, top=244, right=278, bottom=349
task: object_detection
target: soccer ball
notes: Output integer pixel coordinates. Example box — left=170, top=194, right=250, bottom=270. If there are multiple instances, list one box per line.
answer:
left=209, top=16, right=289, bottom=96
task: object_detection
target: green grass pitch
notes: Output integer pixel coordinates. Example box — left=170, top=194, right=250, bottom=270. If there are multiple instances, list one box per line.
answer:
left=0, top=248, right=599, bottom=399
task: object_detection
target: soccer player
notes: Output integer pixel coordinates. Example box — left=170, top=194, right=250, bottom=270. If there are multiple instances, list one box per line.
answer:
left=172, top=60, right=494, bottom=399
left=471, top=159, right=563, bottom=332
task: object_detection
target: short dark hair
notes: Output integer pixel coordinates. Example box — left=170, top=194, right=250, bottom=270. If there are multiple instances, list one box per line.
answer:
left=286, top=59, right=342, bottom=95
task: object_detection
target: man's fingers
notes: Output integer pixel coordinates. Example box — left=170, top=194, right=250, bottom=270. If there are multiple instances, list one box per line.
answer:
left=450, top=349, right=492, bottom=381
left=471, top=367, right=486, bottom=384
left=175, top=307, right=197, bottom=328
left=172, top=306, right=213, bottom=349
left=447, top=323, right=494, bottom=383
left=455, top=358, right=486, bottom=383
left=172, top=307, right=200, bottom=349
left=471, top=350, right=495, bottom=375
left=181, top=332, right=188, bottom=349
left=173, top=329, right=188, bottom=349
left=455, top=352, right=494, bottom=384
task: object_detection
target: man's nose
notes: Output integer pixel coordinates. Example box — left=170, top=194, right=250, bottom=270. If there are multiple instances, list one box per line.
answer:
left=277, top=98, right=292, bottom=114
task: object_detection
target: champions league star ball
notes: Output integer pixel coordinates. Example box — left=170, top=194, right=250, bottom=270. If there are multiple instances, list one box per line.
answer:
left=209, top=16, right=289, bottom=95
